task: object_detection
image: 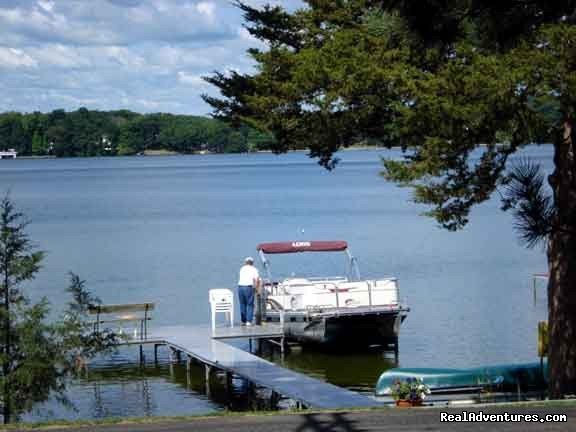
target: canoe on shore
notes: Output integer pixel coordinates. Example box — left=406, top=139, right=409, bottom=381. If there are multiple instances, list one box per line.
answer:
left=375, top=362, right=547, bottom=395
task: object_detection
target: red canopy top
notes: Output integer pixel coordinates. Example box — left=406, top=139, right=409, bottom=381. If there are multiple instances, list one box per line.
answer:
left=257, top=241, right=348, bottom=254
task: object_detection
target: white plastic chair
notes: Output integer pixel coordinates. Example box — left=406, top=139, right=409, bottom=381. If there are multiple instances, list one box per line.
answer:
left=209, top=288, right=234, bottom=331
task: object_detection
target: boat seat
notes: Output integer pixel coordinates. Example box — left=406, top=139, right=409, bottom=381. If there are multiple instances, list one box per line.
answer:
left=334, top=281, right=369, bottom=291
left=282, top=278, right=312, bottom=294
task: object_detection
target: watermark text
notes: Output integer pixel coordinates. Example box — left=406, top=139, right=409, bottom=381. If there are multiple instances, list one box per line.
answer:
left=440, top=411, right=567, bottom=423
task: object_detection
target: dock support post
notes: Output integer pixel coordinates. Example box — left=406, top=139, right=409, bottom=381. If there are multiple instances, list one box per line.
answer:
left=139, top=344, right=144, bottom=364
left=224, top=371, right=233, bottom=398
left=167, top=348, right=174, bottom=378
left=270, top=390, right=280, bottom=409
left=226, top=371, right=232, bottom=389
left=205, top=365, right=212, bottom=397
left=169, top=347, right=181, bottom=363
left=153, top=344, right=159, bottom=363
left=186, top=356, right=192, bottom=388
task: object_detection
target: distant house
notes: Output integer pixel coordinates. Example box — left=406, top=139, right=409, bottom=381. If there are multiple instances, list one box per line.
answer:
left=101, top=135, right=113, bottom=152
left=0, top=149, right=17, bottom=159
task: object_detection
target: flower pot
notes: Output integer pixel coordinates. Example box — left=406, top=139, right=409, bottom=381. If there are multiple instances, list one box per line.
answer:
left=395, top=399, right=423, bottom=407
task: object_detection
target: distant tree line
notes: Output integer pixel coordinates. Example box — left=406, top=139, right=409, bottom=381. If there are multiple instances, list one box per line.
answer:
left=0, top=108, right=277, bottom=157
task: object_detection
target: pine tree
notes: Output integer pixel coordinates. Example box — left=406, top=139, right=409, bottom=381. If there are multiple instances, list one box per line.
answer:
left=0, top=195, right=118, bottom=423
left=205, top=1, right=576, bottom=397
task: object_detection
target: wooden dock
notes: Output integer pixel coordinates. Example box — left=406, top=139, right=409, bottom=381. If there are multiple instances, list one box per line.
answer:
left=131, top=324, right=381, bottom=410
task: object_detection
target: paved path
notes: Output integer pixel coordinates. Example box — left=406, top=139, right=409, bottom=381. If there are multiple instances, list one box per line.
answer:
left=29, top=404, right=576, bottom=432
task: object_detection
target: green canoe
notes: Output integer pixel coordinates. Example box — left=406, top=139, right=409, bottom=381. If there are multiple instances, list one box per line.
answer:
left=375, top=362, right=547, bottom=395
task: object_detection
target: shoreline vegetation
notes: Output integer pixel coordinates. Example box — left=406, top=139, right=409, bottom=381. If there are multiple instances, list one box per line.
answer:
left=6, top=146, right=388, bottom=160
left=0, top=108, right=407, bottom=160
left=0, top=108, right=550, bottom=160
left=0, top=108, right=277, bottom=158
left=9, top=143, right=545, bottom=160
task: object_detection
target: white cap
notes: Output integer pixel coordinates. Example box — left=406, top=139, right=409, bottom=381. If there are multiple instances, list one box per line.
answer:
left=244, top=256, right=254, bottom=263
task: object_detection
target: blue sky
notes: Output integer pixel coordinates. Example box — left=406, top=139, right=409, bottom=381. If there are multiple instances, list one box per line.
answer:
left=0, top=0, right=302, bottom=115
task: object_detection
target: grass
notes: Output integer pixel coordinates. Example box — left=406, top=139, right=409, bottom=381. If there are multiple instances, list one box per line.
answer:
left=4, top=398, right=576, bottom=430
left=0, top=409, right=322, bottom=430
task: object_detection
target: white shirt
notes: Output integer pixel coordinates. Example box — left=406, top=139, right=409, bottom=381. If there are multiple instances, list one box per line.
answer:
left=238, top=264, right=260, bottom=286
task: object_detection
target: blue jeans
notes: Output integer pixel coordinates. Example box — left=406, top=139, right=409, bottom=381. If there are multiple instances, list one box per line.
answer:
left=238, top=285, right=254, bottom=323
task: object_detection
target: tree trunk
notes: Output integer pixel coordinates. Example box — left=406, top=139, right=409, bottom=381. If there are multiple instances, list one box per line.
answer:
left=547, top=120, right=576, bottom=398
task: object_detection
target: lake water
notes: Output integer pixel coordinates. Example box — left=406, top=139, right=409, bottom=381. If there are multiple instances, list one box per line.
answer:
left=0, top=147, right=550, bottom=422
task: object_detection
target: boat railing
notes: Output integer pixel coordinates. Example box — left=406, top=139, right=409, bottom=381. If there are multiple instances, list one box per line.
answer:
left=368, top=282, right=372, bottom=307
left=263, top=282, right=283, bottom=296
left=264, top=297, right=285, bottom=328
left=268, top=281, right=399, bottom=311
left=307, top=276, right=347, bottom=282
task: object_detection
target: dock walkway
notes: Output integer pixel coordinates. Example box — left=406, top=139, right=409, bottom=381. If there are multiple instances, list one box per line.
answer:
left=134, top=325, right=381, bottom=410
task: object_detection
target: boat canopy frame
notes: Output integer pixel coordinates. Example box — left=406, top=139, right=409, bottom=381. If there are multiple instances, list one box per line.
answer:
left=257, top=241, right=361, bottom=282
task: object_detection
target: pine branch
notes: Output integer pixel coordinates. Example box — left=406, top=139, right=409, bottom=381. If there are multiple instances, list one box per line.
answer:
left=501, top=158, right=554, bottom=248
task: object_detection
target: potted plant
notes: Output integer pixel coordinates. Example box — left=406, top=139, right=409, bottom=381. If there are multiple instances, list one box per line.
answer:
left=390, top=377, right=430, bottom=407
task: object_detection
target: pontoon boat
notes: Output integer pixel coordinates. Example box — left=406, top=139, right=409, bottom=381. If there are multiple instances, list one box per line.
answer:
left=257, top=240, right=409, bottom=349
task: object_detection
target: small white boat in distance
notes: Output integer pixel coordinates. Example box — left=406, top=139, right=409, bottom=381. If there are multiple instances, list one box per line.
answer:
left=0, top=149, right=17, bottom=159
left=258, top=240, right=409, bottom=349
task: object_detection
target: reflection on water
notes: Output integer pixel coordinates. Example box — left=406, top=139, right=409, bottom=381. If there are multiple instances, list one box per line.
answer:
left=24, top=341, right=397, bottom=422
left=256, top=341, right=397, bottom=394
left=24, top=346, right=219, bottom=422
left=2, top=147, right=551, bottom=423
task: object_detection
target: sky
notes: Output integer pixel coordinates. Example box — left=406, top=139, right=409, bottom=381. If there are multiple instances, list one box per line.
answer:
left=0, top=0, right=303, bottom=115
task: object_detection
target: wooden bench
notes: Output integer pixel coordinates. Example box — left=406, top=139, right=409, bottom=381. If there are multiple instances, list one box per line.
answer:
left=88, top=303, right=155, bottom=340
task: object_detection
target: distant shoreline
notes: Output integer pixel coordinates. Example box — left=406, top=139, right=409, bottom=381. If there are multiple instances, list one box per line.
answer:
left=2, top=147, right=390, bottom=160
left=14, top=155, right=56, bottom=160
left=2, top=143, right=552, bottom=161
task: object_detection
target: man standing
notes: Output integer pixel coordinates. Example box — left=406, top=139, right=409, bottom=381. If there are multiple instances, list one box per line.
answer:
left=238, top=257, right=260, bottom=326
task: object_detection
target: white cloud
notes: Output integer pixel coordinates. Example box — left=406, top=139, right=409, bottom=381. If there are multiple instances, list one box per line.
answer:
left=150, top=45, right=215, bottom=68
left=0, top=0, right=235, bottom=46
left=177, top=71, right=206, bottom=87
left=241, top=0, right=302, bottom=10
left=104, top=46, right=145, bottom=67
left=0, top=47, right=37, bottom=68
left=37, top=0, right=55, bottom=13
left=27, top=44, right=90, bottom=68
left=196, top=1, right=215, bottom=20
left=0, top=0, right=305, bottom=114
left=237, top=26, right=258, bottom=42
